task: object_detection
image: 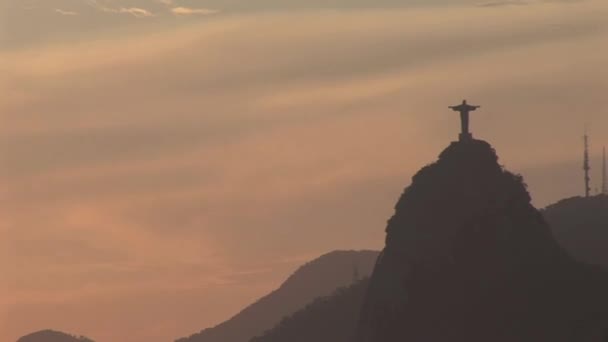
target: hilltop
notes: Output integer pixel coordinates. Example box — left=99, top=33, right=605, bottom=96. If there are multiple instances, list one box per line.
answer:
left=544, top=194, right=608, bottom=269
left=357, top=139, right=608, bottom=341
left=17, top=330, right=94, bottom=342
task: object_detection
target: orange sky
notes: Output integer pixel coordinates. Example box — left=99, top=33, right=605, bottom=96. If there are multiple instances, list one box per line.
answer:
left=1, top=1, right=608, bottom=341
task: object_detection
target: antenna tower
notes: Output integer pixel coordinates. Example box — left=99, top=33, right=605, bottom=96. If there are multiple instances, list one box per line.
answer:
left=602, top=146, right=607, bottom=195
left=583, top=130, right=591, bottom=198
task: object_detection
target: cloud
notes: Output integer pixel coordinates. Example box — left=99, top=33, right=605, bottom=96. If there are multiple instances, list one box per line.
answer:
left=54, top=8, right=78, bottom=15
left=477, top=0, right=583, bottom=6
left=117, top=7, right=154, bottom=17
left=477, top=0, right=529, bottom=6
left=170, top=6, right=220, bottom=15
left=85, top=0, right=154, bottom=17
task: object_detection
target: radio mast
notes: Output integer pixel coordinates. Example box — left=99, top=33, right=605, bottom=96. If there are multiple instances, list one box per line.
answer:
left=583, top=130, right=591, bottom=198
left=602, top=146, right=607, bottom=195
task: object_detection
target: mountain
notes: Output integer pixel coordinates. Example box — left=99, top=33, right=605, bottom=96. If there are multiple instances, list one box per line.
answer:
left=17, top=330, right=94, bottom=342
left=246, top=191, right=608, bottom=342
left=356, top=139, right=608, bottom=342
left=251, top=278, right=370, bottom=342
left=543, top=195, right=608, bottom=269
left=176, top=250, right=379, bottom=342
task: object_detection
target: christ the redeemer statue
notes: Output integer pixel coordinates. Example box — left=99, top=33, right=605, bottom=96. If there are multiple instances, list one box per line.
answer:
left=449, top=99, right=480, bottom=141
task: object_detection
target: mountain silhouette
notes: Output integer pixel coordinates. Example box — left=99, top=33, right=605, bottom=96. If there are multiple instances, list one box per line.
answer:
left=355, top=139, right=608, bottom=342
left=17, top=330, right=94, bottom=342
left=238, top=194, right=608, bottom=342
left=176, top=250, right=378, bottom=342
left=251, top=278, right=370, bottom=342
left=543, top=195, right=608, bottom=269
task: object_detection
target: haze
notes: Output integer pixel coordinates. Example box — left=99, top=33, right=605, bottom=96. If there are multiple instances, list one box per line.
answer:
left=1, top=0, right=607, bottom=341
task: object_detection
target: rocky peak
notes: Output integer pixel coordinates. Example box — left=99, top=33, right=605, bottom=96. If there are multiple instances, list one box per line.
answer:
left=357, top=139, right=608, bottom=342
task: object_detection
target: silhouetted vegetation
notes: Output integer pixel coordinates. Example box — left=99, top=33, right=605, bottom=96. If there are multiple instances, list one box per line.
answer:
left=356, top=139, right=608, bottom=342
left=250, top=278, right=370, bottom=342
left=176, top=250, right=378, bottom=342
left=229, top=190, right=608, bottom=342
left=244, top=189, right=608, bottom=342
left=17, top=330, right=94, bottom=342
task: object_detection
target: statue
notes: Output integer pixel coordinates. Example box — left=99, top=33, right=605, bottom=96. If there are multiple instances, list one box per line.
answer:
left=449, top=99, right=480, bottom=141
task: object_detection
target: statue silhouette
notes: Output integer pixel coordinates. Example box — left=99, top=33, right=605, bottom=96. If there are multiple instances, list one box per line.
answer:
left=449, top=99, right=480, bottom=141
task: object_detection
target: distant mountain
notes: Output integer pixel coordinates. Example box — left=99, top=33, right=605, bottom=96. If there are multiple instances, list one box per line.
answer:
left=17, top=330, right=94, bottom=342
left=176, top=250, right=379, bottom=342
left=543, top=195, right=608, bottom=269
left=251, top=278, right=370, bottom=342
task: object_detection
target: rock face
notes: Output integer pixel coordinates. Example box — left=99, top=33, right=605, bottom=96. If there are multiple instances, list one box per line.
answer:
left=177, top=250, right=378, bottom=342
left=543, top=195, right=608, bottom=269
left=357, top=139, right=608, bottom=342
left=17, top=330, right=93, bottom=342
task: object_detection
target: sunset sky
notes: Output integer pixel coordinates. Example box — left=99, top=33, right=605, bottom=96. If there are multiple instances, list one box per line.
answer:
left=1, top=0, right=607, bottom=341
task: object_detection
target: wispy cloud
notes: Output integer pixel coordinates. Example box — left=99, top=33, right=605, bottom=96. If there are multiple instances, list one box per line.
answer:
left=171, top=6, right=220, bottom=15
left=117, top=7, right=155, bottom=17
left=86, top=0, right=155, bottom=17
left=477, top=0, right=529, bottom=6
left=54, top=8, right=79, bottom=16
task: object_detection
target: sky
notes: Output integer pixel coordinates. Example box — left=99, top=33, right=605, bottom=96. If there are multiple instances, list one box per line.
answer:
left=1, top=0, right=608, bottom=341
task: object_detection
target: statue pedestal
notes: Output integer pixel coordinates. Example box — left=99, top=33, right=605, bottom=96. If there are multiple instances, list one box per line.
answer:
left=459, top=133, right=473, bottom=141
